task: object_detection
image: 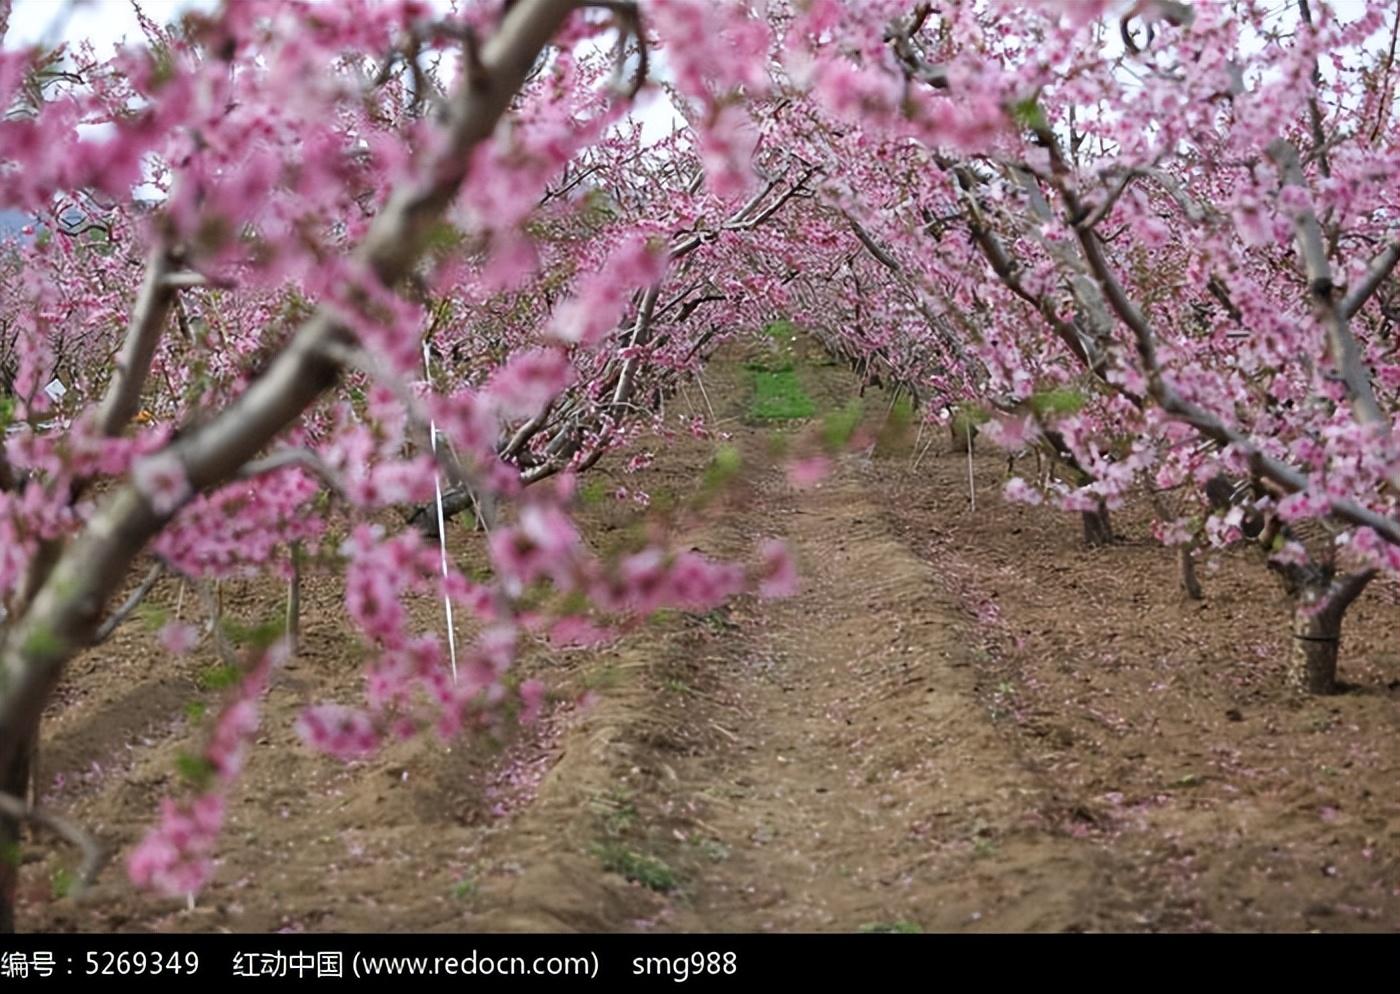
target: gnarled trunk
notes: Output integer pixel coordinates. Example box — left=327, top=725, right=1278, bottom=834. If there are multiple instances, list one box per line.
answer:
left=1280, top=568, right=1375, bottom=695
left=1289, top=594, right=1341, bottom=694
left=1081, top=501, right=1113, bottom=547
left=1179, top=543, right=1203, bottom=600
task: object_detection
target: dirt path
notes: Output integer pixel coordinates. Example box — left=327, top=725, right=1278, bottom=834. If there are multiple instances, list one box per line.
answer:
left=661, top=459, right=1110, bottom=931
left=462, top=405, right=1111, bottom=932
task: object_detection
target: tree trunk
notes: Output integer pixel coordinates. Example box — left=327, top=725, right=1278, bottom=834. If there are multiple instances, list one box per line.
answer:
left=408, top=487, right=480, bottom=539
left=1289, top=600, right=1340, bottom=694
left=1179, top=543, right=1203, bottom=600
left=0, top=733, right=32, bottom=933
left=1081, top=501, right=1113, bottom=547
left=1284, top=569, right=1375, bottom=695
left=286, top=542, right=302, bottom=655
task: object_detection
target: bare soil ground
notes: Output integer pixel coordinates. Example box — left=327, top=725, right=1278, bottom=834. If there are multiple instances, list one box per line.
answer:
left=15, top=342, right=1400, bottom=932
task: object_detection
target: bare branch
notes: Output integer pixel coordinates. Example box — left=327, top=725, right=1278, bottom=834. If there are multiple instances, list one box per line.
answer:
left=886, top=4, right=948, bottom=88
left=947, top=161, right=1100, bottom=371
left=587, top=0, right=648, bottom=98
left=499, top=399, right=555, bottom=461
left=92, top=562, right=163, bottom=644
left=194, top=580, right=241, bottom=670
left=610, top=282, right=660, bottom=409
left=1075, top=168, right=1143, bottom=231
left=159, top=270, right=212, bottom=290
left=846, top=213, right=973, bottom=371
left=1329, top=568, right=1377, bottom=613
left=237, top=448, right=349, bottom=501
left=727, top=166, right=819, bottom=230
left=1269, top=138, right=1385, bottom=428
left=1342, top=238, right=1400, bottom=319
left=1296, top=0, right=1332, bottom=179
left=319, top=339, right=489, bottom=523
left=95, top=249, right=176, bottom=438
left=0, top=791, right=108, bottom=895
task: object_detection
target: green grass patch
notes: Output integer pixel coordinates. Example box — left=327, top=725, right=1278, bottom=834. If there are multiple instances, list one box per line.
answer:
left=578, top=478, right=611, bottom=506
left=175, top=751, right=217, bottom=790
left=822, top=399, right=864, bottom=451
left=51, top=866, right=78, bottom=900
left=582, top=662, right=625, bottom=692
left=875, top=394, right=916, bottom=456
left=595, top=843, right=679, bottom=892
left=135, top=602, right=170, bottom=631
left=950, top=402, right=990, bottom=442
left=764, top=318, right=800, bottom=344
left=20, top=626, right=62, bottom=659
left=219, top=615, right=285, bottom=651
left=702, top=444, right=743, bottom=490
left=647, top=607, right=679, bottom=625
left=749, top=366, right=816, bottom=421
left=1029, top=387, right=1086, bottom=417
left=596, top=791, right=639, bottom=837
left=689, top=837, right=730, bottom=863
left=196, top=662, right=243, bottom=692
left=645, top=486, right=677, bottom=513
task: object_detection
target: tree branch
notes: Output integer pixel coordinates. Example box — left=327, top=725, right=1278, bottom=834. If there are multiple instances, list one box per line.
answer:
left=1342, top=238, right=1400, bottom=319
left=237, top=448, right=349, bottom=502
left=1329, top=567, right=1377, bottom=614
left=95, top=248, right=176, bottom=438
left=0, top=0, right=579, bottom=774
left=0, top=791, right=107, bottom=895
left=92, top=561, right=163, bottom=644
left=1269, top=138, right=1385, bottom=428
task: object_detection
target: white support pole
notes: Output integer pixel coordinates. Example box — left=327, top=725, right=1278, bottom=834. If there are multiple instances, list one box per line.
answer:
left=423, top=340, right=459, bottom=683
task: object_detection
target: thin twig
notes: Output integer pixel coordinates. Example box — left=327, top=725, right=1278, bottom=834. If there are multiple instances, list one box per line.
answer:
left=0, top=791, right=108, bottom=895
left=93, top=562, right=164, bottom=643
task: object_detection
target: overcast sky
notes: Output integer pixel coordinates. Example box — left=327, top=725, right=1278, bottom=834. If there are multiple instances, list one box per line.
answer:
left=5, top=0, right=684, bottom=141
left=7, top=0, right=216, bottom=54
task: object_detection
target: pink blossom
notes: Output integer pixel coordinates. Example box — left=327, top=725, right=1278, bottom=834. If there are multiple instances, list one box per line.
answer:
left=699, top=104, right=758, bottom=199
left=158, top=621, right=201, bottom=656
left=981, top=415, right=1040, bottom=452
left=481, top=232, right=539, bottom=292
left=295, top=704, right=381, bottom=762
left=485, top=347, right=575, bottom=419
left=548, top=616, right=617, bottom=648
left=1151, top=516, right=1194, bottom=546
left=129, top=649, right=276, bottom=898
left=755, top=539, right=798, bottom=599
left=1003, top=477, right=1044, bottom=506
left=133, top=451, right=192, bottom=515
left=1277, top=489, right=1332, bottom=523
left=518, top=678, right=547, bottom=726
left=786, top=455, right=832, bottom=489
left=127, top=795, right=225, bottom=898
left=488, top=504, right=581, bottom=591
left=665, top=551, right=746, bottom=612
left=547, top=236, right=668, bottom=348
left=1269, top=540, right=1311, bottom=568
